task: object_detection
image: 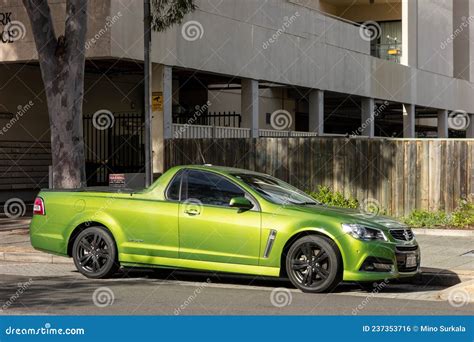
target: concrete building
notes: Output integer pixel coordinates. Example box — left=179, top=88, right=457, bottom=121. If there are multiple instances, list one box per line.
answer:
left=0, top=0, right=474, bottom=199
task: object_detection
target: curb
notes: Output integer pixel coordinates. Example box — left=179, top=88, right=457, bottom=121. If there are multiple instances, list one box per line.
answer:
left=437, top=279, right=474, bottom=303
left=413, top=228, right=474, bottom=237
left=0, top=251, right=72, bottom=264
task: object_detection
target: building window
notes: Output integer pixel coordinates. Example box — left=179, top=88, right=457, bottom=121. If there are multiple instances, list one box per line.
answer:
left=369, top=21, right=402, bottom=63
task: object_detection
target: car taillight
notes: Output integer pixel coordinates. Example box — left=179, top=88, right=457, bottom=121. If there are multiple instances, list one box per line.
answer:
left=33, top=197, right=45, bottom=215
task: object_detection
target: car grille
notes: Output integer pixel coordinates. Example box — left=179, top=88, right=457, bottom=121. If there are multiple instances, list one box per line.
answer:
left=395, top=245, right=418, bottom=252
left=390, top=229, right=414, bottom=241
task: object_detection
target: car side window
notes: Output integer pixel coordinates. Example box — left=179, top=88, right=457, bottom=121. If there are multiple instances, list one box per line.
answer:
left=166, top=172, right=182, bottom=201
left=183, top=170, right=245, bottom=207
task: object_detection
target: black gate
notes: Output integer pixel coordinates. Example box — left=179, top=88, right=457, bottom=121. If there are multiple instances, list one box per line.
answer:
left=83, top=111, right=145, bottom=186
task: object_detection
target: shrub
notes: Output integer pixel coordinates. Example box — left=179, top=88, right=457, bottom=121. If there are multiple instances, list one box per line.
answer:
left=307, top=186, right=358, bottom=209
left=403, top=198, right=474, bottom=229
left=402, top=210, right=449, bottom=228
left=450, top=198, right=474, bottom=228
left=307, top=186, right=473, bottom=230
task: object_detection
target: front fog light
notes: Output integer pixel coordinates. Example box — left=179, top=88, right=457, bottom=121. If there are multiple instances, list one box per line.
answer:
left=360, top=257, right=394, bottom=272
left=342, top=224, right=387, bottom=241
left=373, top=263, right=393, bottom=271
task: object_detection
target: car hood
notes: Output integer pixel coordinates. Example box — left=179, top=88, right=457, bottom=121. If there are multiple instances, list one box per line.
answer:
left=285, top=204, right=407, bottom=231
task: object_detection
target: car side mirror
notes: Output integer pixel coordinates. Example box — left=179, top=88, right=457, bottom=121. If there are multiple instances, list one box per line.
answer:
left=229, top=197, right=254, bottom=211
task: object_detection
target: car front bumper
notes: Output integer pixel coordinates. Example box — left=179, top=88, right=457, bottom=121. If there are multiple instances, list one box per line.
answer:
left=340, top=236, right=421, bottom=282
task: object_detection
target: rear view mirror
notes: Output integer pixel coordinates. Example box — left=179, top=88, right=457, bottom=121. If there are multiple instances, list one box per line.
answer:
left=229, top=197, right=254, bottom=211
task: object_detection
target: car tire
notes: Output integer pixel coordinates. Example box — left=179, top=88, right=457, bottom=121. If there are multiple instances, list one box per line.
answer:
left=72, top=226, right=120, bottom=279
left=285, top=235, right=342, bottom=293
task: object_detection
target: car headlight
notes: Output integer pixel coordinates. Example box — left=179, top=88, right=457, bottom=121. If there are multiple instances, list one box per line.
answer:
left=341, top=223, right=387, bottom=241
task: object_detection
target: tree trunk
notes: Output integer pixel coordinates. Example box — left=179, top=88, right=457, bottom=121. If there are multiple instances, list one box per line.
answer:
left=23, top=0, right=88, bottom=188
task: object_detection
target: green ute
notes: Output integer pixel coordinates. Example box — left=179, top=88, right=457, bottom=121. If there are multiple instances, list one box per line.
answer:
left=30, top=165, right=420, bottom=293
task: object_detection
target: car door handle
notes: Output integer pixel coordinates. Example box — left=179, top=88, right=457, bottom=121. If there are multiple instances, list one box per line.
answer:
left=184, top=208, right=200, bottom=216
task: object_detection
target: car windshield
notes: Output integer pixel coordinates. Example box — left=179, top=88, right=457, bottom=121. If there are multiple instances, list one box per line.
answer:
left=232, top=173, right=319, bottom=205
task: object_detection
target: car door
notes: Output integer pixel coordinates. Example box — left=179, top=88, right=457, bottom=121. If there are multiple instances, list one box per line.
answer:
left=178, top=169, right=261, bottom=266
left=115, top=172, right=182, bottom=259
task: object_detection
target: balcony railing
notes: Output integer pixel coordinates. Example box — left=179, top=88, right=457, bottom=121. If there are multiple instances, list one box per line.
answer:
left=258, top=129, right=320, bottom=137
left=172, top=124, right=321, bottom=139
left=172, top=124, right=251, bottom=139
left=371, top=43, right=402, bottom=63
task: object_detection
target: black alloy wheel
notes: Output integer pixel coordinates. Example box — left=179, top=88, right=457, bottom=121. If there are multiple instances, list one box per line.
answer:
left=286, top=235, right=342, bottom=293
left=72, top=226, right=119, bottom=278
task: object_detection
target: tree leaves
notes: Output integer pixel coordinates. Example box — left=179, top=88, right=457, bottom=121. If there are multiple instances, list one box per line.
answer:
left=150, top=0, right=196, bottom=32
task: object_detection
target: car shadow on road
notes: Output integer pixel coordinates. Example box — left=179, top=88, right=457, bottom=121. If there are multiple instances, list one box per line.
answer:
left=0, top=275, right=105, bottom=314
left=117, top=266, right=456, bottom=294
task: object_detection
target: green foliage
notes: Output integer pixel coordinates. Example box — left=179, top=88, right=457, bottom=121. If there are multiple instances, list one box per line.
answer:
left=307, top=186, right=358, bottom=209
left=403, top=198, right=474, bottom=229
left=151, top=0, right=197, bottom=32
left=402, top=210, right=449, bottom=228
left=450, top=199, right=474, bottom=228
left=307, top=186, right=473, bottom=229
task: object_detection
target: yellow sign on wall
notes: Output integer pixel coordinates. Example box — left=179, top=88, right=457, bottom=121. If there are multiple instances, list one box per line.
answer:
left=152, top=92, right=163, bottom=111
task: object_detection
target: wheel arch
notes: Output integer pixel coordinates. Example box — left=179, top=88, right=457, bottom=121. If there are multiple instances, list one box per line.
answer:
left=67, top=221, right=116, bottom=257
left=279, top=228, right=345, bottom=277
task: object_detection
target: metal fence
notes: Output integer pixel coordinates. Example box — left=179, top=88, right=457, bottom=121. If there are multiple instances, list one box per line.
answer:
left=173, top=111, right=242, bottom=127
left=83, top=112, right=145, bottom=186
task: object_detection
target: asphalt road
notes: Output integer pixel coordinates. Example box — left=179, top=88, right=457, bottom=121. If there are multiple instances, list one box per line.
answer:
left=0, top=262, right=472, bottom=316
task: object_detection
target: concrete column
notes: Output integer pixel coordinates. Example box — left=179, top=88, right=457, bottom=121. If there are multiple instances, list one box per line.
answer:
left=162, top=66, right=173, bottom=140
left=467, top=114, right=474, bottom=138
left=453, top=0, right=471, bottom=80
left=403, top=104, right=415, bottom=138
left=401, top=0, right=418, bottom=67
left=241, top=79, right=259, bottom=138
left=308, top=89, right=324, bottom=135
left=361, top=98, right=375, bottom=138
left=437, top=109, right=449, bottom=138
left=151, top=64, right=172, bottom=174
left=471, top=0, right=474, bottom=82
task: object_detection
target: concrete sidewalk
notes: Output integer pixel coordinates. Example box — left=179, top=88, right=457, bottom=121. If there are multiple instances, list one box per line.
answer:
left=0, top=217, right=31, bottom=231
left=0, top=220, right=472, bottom=286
